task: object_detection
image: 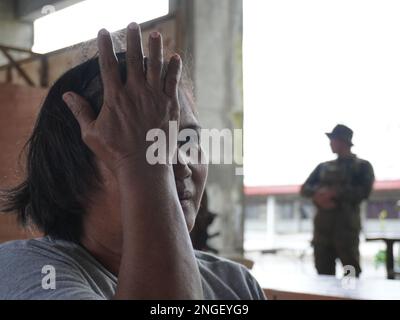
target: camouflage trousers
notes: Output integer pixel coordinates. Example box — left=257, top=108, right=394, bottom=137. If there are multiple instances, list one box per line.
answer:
left=313, top=209, right=362, bottom=277
left=313, top=240, right=361, bottom=277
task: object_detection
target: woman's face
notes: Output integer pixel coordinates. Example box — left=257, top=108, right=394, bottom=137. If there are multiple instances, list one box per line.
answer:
left=174, top=92, right=208, bottom=232
left=95, top=90, right=208, bottom=233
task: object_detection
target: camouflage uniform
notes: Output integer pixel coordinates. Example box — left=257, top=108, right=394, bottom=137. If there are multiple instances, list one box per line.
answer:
left=301, top=154, right=374, bottom=276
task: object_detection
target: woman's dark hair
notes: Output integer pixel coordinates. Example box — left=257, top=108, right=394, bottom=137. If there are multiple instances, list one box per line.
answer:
left=1, top=51, right=194, bottom=243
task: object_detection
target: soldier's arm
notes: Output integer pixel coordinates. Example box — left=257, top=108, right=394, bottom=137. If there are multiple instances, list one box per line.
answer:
left=336, top=161, right=375, bottom=203
left=300, top=164, right=322, bottom=198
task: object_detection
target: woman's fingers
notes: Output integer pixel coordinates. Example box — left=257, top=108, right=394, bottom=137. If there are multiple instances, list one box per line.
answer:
left=147, top=31, right=163, bottom=89
left=97, top=29, right=122, bottom=100
left=126, top=22, right=145, bottom=86
left=164, top=54, right=182, bottom=98
left=63, top=92, right=95, bottom=133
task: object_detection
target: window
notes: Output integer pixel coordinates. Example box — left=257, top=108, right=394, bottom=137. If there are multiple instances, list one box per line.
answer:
left=32, top=0, right=169, bottom=53
left=243, top=0, right=400, bottom=187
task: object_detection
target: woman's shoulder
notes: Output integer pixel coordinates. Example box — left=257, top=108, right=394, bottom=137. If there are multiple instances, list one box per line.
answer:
left=195, top=250, right=255, bottom=269
left=0, top=237, right=50, bottom=256
left=0, top=236, right=83, bottom=281
left=0, top=236, right=78, bottom=260
left=194, top=250, right=235, bottom=264
left=0, top=237, right=115, bottom=299
left=0, top=237, right=62, bottom=298
left=194, top=250, right=253, bottom=279
left=194, top=250, right=266, bottom=300
left=0, top=236, right=114, bottom=277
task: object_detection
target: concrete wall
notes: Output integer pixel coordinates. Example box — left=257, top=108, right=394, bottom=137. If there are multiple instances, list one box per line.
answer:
left=0, top=83, right=45, bottom=242
left=175, top=0, right=244, bottom=255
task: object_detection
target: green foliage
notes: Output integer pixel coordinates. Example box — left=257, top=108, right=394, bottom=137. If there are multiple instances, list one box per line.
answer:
left=374, top=250, right=386, bottom=269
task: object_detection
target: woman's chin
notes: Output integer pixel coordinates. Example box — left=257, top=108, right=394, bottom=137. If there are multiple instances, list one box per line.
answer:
left=180, top=199, right=196, bottom=231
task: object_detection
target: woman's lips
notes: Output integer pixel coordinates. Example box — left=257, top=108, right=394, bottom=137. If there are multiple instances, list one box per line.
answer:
left=177, top=190, right=193, bottom=211
left=178, top=190, right=193, bottom=201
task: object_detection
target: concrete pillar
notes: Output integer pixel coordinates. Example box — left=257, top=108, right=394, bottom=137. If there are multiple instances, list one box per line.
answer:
left=293, top=199, right=301, bottom=233
left=0, top=83, right=45, bottom=242
left=173, top=0, right=244, bottom=255
left=266, top=196, right=276, bottom=247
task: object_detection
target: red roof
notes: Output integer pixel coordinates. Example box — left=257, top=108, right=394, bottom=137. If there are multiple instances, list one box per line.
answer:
left=244, top=180, right=400, bottom=196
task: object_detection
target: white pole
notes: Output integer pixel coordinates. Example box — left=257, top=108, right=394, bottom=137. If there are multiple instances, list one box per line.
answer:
left=266, top=195, right=276, bottom=247
left=293, top=200, right=301, bottom=233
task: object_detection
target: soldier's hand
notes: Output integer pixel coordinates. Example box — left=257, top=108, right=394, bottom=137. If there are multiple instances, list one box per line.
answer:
left=313, top=188, right=336, bottom=209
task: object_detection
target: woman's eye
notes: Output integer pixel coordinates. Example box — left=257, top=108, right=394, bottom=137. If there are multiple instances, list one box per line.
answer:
left=178, top=134, right=199, bottom=147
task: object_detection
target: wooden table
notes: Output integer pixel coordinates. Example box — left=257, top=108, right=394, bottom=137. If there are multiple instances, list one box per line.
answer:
left=366, top=233, right=400, bottom=280
left=254, top=273, right=400, bottom=300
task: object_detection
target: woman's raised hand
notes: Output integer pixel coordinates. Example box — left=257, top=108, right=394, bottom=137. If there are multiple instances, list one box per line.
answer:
left=63, top=22, right=181, bottom=174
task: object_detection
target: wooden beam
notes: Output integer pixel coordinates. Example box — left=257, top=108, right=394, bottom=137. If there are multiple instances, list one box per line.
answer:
left=39, top=56, right=49, bottom=87
left=6, top=66, right=12, bottom=83
left=0, top=48, right=35, bottom=86
left=0, top=44, right=40, bottom=56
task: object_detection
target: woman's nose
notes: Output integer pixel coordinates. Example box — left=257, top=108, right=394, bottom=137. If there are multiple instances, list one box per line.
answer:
left=174, top=150, right=192, bottom=179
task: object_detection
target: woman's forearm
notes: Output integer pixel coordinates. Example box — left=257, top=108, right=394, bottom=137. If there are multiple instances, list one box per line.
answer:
left=113, top=164, right=203, bottom=300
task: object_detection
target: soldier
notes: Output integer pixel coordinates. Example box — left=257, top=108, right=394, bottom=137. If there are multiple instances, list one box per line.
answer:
left=301, top=124, right=375, bottom=277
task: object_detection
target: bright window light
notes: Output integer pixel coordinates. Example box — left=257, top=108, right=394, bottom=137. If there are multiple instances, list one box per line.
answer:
left=243, top=0, right=400, bottom=186
left=32, top=0, right=169, bottom=53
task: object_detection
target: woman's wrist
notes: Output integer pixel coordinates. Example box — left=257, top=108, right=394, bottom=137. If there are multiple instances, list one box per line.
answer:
left=115, top=162, right=173, bottom=187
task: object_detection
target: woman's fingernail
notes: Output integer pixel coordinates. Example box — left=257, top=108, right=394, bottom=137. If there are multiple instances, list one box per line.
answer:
left=98, top=28, right=109, bottom=36
left=128, top=22, right=139, bottom=30
left=63, top=92, right=73, bottom=103
left=151, top=31, right=160, bottom=38
left=173, top=53, right=181, bottom=61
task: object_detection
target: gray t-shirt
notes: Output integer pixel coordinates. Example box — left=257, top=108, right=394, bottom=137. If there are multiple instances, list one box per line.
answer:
left=0, top=237, right=265, bottom=300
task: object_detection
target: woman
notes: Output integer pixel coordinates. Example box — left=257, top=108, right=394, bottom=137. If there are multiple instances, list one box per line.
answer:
left=0, top=22, right=265, bottom=300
